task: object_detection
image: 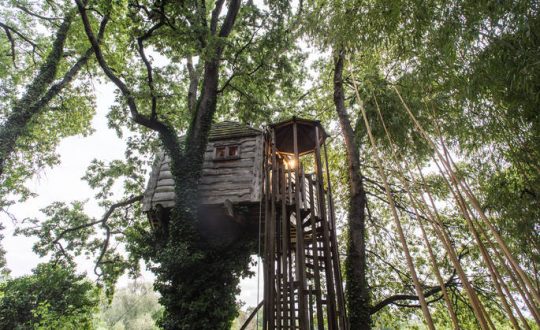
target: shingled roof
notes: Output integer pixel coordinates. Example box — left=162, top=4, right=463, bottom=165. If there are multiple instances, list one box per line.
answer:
left=208, top=121, right=262, bottom=141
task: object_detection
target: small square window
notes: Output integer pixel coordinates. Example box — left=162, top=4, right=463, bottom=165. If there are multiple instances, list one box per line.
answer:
left=228, top=146, right=239, bottom=157
left=215, top=147, right=226, bottom=158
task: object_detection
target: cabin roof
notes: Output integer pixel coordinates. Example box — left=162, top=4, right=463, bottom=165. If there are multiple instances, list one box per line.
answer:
left=208, top=121, right=262, bottom=141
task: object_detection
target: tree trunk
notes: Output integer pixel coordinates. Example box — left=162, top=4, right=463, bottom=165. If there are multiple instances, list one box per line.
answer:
left=333, top=49, right=371, bottom=329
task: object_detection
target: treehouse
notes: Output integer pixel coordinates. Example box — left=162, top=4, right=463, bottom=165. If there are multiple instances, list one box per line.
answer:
left=142, top=121, right=264, bottom=245
left=143, top=117, right=347, bottom=329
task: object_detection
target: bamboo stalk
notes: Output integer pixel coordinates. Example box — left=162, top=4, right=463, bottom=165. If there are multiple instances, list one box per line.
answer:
left=372, top=94, right=461, bottom=330
left=393, top=85, right=540, bottom=307
left=348, top=64, right=435, bottom=330
left=415, top=165, right=491, bottom=330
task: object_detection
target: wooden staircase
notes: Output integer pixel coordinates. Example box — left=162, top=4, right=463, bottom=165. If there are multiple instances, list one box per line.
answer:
left=263, top=159, right=347, bottom=330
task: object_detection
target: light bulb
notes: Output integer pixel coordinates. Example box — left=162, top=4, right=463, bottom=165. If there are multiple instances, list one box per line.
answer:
left=287, top=158, right=296, bottom=169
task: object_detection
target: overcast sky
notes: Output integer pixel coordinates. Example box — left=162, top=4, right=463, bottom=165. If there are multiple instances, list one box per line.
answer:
left=1, top=80, right=262, bottom=309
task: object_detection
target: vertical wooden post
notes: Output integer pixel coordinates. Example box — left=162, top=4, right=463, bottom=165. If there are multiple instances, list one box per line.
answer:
left=314, top=126, right=338, bottom=330
left=308, top=174, right=325, bottom=330
left=293, top=121, right=309, bottom=330
left=268, top=130, right=279, bottom=330
left=263, top=135, right=271, bottom=330
left=280, top=162, right=290, bottom=329
left=323, top=142, right=348, bottom=330
left=276, top=163, right=282, bottom=329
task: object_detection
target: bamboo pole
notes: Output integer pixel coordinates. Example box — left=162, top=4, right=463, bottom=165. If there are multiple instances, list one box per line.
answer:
left=431, top=160, right=497, bottom=330
left=314, top=126, right=338, bottom=330
left=428, top=123, right=540, bottom=324
left=482, top=226, right=540, bottom=327
left=323, top=141, right=348, bottom=329
left=392, top=85, right=540, bottom=307
left=415, top=165, right=492, bottom=330
left=372, top=94, right=461, bottom=330
left=475, top=221, right=533, bottom=330
left=348, top=65, right=435, bottom=330
left=424, top=139, right=521, bottom=329
left=433, top=122, right=540, bottom=321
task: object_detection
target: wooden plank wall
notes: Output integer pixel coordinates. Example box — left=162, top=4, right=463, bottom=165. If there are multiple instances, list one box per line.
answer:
left=142, top=134, right=263, bottom=211
left=200, top=135, right=262, bottom=204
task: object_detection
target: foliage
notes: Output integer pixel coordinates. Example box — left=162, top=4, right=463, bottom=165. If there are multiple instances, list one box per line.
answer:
left=0, top=0, right=100, bottom=209
left=1, top=0, right=539, bottom=328
left=301, top=0, right=540, bottom=327
left=0, top=224, right=8, bottom=280
left=97, top=281, right=162, bottom=330
left=0, top=261, right=99, bottom=329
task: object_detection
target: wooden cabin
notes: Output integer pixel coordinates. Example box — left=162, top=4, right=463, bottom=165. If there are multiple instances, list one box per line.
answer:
left=142, top=121, right=264, bottom=245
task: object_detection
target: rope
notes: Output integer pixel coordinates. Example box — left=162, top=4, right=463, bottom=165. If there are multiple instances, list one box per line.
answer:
left=255, top=134, right=266, bottom=330
left=348, top=59, right=436, bottom=330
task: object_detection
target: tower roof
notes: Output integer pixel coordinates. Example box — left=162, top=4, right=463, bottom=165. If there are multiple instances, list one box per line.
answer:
left=269, top=117, right=328, bottom=155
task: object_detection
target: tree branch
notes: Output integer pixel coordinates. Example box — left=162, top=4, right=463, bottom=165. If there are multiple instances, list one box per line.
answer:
left=15, top=4, right=62, bottom=22
left=210, top=0, right=226, bottom=35
left=186, top=55, right=200, bottom=114
left=34, top=15, right=109, bottom=113
left=2, top=26, right=16, bottom=66
left=370, top=270, right=457, bottom=315
left=219, top=0, right=241, bottom=38
left=0, top=10, right=75, bottom=177
left=136, top=22, right=164, bottom=120
left=240, top=300, right=264, bottom=330
left=0, top=21, right=41, bottom=53
left=52, top=195, right=143, bottom=246
left=75, top=0, right=180, bottom=152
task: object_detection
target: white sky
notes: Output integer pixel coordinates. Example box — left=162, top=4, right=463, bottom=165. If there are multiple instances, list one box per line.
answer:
left=0, top=80, right=263, bottom=310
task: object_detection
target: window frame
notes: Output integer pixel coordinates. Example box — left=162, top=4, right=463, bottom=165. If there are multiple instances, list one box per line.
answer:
left=213, top=144, right=241, bottom=161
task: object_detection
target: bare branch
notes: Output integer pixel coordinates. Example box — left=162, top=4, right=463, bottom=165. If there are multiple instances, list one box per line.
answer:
left=136, top=22, right=164, bottom=120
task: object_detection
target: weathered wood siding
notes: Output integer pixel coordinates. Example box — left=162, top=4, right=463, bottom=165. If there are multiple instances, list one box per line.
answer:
left=142, top=134, right=263, bottom=211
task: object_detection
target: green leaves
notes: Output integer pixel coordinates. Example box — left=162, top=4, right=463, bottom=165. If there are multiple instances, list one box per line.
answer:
left=15, top=201, right=94, bottom=262
left=0, top=261, right=99, bottom=329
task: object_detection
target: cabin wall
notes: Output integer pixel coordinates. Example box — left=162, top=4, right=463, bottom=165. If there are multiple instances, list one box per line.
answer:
left=142, top=134, right=263, bottom=212
left=200, top=135, right=263, bottom=204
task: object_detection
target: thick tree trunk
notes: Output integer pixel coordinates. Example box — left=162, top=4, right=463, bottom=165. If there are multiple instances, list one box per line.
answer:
left=333, top=49, right=371, bottom=329
left=77, top=1, right=251, bottom=327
